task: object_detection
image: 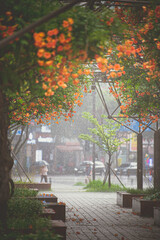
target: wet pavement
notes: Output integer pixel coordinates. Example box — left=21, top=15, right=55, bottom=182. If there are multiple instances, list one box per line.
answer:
left=16, top=174, right=158, bottom=239
left=51, top=184, right=160, bottom=240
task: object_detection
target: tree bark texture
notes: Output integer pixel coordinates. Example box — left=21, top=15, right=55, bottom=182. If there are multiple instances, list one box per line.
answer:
left=0, top=89, right=13, bottom=230
left=137, top=133, right=143, bottom=190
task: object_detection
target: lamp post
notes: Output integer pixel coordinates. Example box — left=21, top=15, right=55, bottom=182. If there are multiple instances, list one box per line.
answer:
left=91, top=83, right=96, bottom=181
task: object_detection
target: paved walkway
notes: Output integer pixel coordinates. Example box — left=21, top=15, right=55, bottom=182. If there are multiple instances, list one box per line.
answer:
left=53, top=190, right=160, bottom=240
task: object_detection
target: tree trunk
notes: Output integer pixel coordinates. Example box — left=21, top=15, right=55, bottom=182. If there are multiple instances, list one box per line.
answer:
left=108, top=156, right=111, bottom=188
left=154, top=129, right=160, bottom=190
left=0, top=90, right=13, bottom=230
left=137, top=133, right=143, bottom=189
left=103, top=155, right=111, bottom=187
left=103, top=164, right=109, bottom=185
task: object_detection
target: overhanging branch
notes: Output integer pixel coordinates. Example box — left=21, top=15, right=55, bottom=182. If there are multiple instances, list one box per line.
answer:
left=0, top=0, right=81, bottom=49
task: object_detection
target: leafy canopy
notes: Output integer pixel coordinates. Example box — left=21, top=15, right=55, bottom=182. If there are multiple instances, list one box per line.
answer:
left=79, top=112, right=130, bottom=157
left=0, top=0, right=125, bottom=126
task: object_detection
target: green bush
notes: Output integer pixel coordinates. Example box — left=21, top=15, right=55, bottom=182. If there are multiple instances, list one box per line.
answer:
left=13, top=188, right=38, bottom=197
left=0, top=228, right=62, bottom=240
left=7, top=198, right=43, bottom=218
left=84, top=180, right=125, bottom=192
left=0, top=197, right=62, bottom=240
left=7, top=217, right=51, bottom=234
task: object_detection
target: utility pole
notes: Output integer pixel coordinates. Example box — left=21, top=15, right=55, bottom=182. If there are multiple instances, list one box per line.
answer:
left=92, top=83, right=96, bottom=181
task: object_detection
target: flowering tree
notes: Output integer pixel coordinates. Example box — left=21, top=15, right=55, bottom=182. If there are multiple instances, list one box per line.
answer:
left=1, top=0, right=159, bottom=229
left=96, top=3, right=160, bottom=127
left=0, top=0, right=127, bottom=228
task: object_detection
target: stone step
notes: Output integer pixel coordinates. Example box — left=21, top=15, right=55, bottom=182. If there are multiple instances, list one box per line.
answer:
left=13, top=195, right=58, bottom=203
left=50, top=220, right=66, bottom=240
left=32, top=194, right=58, bottom=203
left=41, top=208, right=56, bottom=220
left=44, top=202, right=66, bottom=222
left=154, top=207, right=160, bottom=226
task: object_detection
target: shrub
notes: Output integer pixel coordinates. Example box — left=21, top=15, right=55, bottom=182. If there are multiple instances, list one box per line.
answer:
left=0, top=198, right=61, bottom=240
left=13, top=188, right=38, bottom=197
left=0, top=228, right=62, bottom=240
left=7, top=198, right=43, bottom=218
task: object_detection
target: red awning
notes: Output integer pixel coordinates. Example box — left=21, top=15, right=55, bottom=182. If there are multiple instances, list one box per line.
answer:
left=56, top=145, right=83, bottom=151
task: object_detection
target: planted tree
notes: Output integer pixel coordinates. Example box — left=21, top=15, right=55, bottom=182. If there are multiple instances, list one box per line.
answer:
left=79, top=112, right=130, bottom=187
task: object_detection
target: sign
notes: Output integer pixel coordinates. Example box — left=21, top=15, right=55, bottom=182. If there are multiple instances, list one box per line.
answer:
left=130, top=133, right=137, bottom=151
left=120, top=120, right=151, bottom=132
left=38, top=136, right=53, bottom=143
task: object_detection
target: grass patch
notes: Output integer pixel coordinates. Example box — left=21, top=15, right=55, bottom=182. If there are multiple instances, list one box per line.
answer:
left=74, top=182, right=86, bottom=186
left=84, top=180, right=125, bottom=192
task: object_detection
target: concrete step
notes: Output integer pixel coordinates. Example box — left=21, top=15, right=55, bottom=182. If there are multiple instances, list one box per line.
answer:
left=36, top=194, right=58, bottom=203
left=44, top=202, right=65, bottom=222
left=50, top=220, right=66, bottom=240
left=41, top=208, right=56, bottom=220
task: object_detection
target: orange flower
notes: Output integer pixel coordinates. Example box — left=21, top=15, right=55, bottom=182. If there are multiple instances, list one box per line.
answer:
left=50, top=39, right=57, bottom=48
left=73, top=79, right=79, bottom=85
left=117, top=72, right=122, bottom=77
left=68, top=18, right=74, bottom=25
left=156, top=41, right=160, bottom=50
left=59, top=202, right=65, bottom=205
left=59, top=33, right=65, bottom=44
left=47, top=28, right=59, bottom=36
left=63, top=44, right=71, bottom=50
left=57, top=45, right=63, bottom=52
left=78, top=69, right=82, bottom=75
left=68, top=26, right=72, bottom=31
left=83, top=69, right=90, bottom=75
left=6, top=11, right=12, bottom=16
left=42, top=83, right=48, bottom=90
left=58, top=81, right=67, bottom=88
left=46, top=60, right=53, bottom=66
left=72, top=73, right=78, bottom=78
left=63, top=20, right=69, bottom=28
left=37, top=48, right=45, bottom=58
left=44, top=52, right=51, bottom=59
left=114, top=64, right=121, bottom=71
left=39, top=32, right=45, bottom=37
left=110, top=71, right=117, bottom=78
left=37, top=60, right=44, bottom=66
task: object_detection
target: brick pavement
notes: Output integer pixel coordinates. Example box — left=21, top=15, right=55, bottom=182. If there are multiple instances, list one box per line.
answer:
left=54, top=191, right=160, bottom=240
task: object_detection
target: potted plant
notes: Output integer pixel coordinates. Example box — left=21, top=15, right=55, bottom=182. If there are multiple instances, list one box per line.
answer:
left=117, top=188, right=155, bottom=208
left=132, top=191, right=160, bottom=217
